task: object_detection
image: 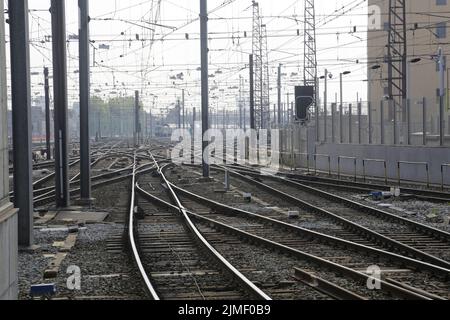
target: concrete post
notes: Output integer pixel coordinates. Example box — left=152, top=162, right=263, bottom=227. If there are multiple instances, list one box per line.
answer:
left=8, top=0, right=34, bottom=246
left=423, top=97, right=427, bottom=146
left=438, top=47, right=445, bottom=146
left=339, top=73, right=343, bottom=143
left=200, top=0, right=210, bottom=177
left=392, top=99, right=398, bottom=145
left=368, top=101, right=373, bottom=144
left=44, top=67, right=51, bottom=160
left=249, top=54, right=255, bottom=130
left=339, top=103, right=343, bottom=144
left=406, top=99, right=411, bottom=145
left=277, top=64, right=282, bottom=127
left=134, top=91, right=140, bottom=146
left=51, top=0, right=70, bottom=208
left=348, top=104, right=353, bottom=144
left=177, top=99, right=181, bottom=129
left=323, top=69, right=328, bottom=143
left=380, top=100, right=385, bottom=145
left=357, top=102, right=362, bottom=144
left=78, top=0, right=92, bottom=202
left=331, top=103, right=336, bottom=143
left=182, top=89, right=186, bottom=129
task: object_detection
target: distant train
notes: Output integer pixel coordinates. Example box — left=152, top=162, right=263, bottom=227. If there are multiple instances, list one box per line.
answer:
left=154, top=124, right=172, bottom=138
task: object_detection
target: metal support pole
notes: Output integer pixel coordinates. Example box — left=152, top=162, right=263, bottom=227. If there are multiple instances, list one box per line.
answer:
left=439, top=47, right=445, bottom=146
left=109, top=107, right=112, bottom=138
left=291, top=102, right=294, bottom=126
left=200, top=0, right=210, bottom=177
left=368, top=101, right=373, bottom=144
left=273, top=104, right=276, bottom=127
left=380, top=100, right=385, bottom=145
left=339, top=103, right=343, bottom=144
left=51, top=0, right=70, bottom=208
left=9, top=0, right=34, bottom=246
left=177, top=99, right=181, bottom=129
left=223, top=108, right=226, bottom=129
left=193, top=107, right=196, bottom=128
left=243, top=102, right=247, bottom=130
left=392, top=99, right=398, bottom=145
left=144, top=111, right=148, bottom=139
left=331, top=103, right=336, bottom=143
left=79, top=0, right=91, bottom=202
left=249, top=54, right=255, bottom=130
left=286, top=93, right=290, bottom=125
left=315, top=92, right=320, bottom=142
left=357, top=101, right=362, bottom=144
left=348, top=104, right=353, bottom=144
left=182, top=89, right=186, bottom=129
left=149, top=108, right=153, bottom=138
left=324, top=69, right=328, bottom=142
left=134, top=91, right=140, bottom=146
left=44, top=67, right=51, bottom=160
left=423, top=97, right=427, bottom=146
left=340, top=73, right=343, bottom=143
left=97, top=110, right=101, bottom=140
left=406, top=99, right=411, bottom=145
left=238, top=75, right=243, bottom=129
left=277, top=64, right=282, bottom=127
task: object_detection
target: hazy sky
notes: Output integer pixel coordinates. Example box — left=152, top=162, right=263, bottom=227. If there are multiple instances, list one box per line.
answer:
left=4, top=0, right=369, bottom=115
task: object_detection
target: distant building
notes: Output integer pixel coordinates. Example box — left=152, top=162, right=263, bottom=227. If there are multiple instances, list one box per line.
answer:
left=367, top=0, right=450, bottom=139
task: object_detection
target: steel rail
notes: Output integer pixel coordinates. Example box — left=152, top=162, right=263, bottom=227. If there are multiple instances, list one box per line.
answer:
left=19, top=153, right=135, bottom=202
left=167, top=180, right=450, bottom=279
left=32, top=165, right=135, bottom=201
left=217, top=166, right=450, bottom=270
left=128, top=155, right=160, bottom=300
left=281, top=170, right=450, bottom=202
left=33, top=163, right=157, bottom=207
left=186, top=211, right=433, bottom=300
left=224, top=165, right=450, bottom=243
left=145, top=153, right=271, bottom=300
left=144, top=176, right=436, bottom=300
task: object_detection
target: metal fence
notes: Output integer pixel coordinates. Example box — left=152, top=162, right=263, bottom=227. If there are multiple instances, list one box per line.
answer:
left=310, top=97, right=450, bottom=147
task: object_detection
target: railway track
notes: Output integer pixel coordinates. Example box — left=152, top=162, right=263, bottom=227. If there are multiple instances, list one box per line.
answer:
left=8, top=140, right=122, bottom=174
left=131, top=154, right=449, bottom=300
left=279, top=171, right=450, bottom=203
left=129, top=154, right=270, bottom=300
left=33, top=154, right=154, bottom=208
left=34, top=141, right=129, bottom=189
left=195, top=164, right=450, bottom=269
left=224, top=157, right=450, bottom=203
left=163, top=166, right=450, bottom=300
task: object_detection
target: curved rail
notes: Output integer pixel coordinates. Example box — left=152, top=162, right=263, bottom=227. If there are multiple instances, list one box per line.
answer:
left=128, top=155, right=160, bottom=300
left=167, top=180, right=450, bottom=279
left=225, top=165, right=450, bottom=243
left=217, top=166, right=450, bottom=270
left=146, top=152, right=271, bottom=300
left=160, top=168, right=442, bottom=300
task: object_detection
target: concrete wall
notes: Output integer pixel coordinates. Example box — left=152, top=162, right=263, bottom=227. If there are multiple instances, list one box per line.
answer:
left=0, top=205, right=18, bottom=300
left=313, top=143, right=450, bottom=185
left=0, top=1, right=18, bottom=300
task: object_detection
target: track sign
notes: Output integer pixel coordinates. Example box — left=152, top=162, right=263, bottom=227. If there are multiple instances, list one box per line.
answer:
left=295, top=86, right=314, bottom=121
